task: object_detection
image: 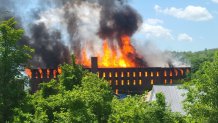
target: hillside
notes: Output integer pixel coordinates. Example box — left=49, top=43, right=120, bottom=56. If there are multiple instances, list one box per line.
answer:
left=172, top=48, right=218, bottom=72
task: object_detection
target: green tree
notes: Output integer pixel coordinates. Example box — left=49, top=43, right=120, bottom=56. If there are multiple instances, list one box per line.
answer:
left=183, top=52, right=218, bottom=122
left=0, top=18, right=33, bottom=122
left=172, top=49, right=217, bottom=73
left=108, top=95, right=154, bottom=123
left=108, top=93, right=185, bottom=123
left=14, top=57, right=113, bottom=123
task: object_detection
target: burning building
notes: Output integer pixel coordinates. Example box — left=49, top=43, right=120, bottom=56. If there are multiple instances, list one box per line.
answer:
left=27, top=57, right=190, bottom=94
left=88, top=57, right=190, bottom=94
left=2, top=0, right=191, bottom=94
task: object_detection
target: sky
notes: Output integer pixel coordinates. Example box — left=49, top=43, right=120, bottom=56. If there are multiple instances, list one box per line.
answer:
left=128, top=0, right=218, bottom=52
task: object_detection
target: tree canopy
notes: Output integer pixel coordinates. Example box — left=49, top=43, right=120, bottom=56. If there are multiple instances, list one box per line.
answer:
left=109, top=93, right=185, bottom=123
left=172, top=49, right=218, bottom=73
left=0, top=18, right=33, bottom=122
left=183, top=52, right=218, bottom=122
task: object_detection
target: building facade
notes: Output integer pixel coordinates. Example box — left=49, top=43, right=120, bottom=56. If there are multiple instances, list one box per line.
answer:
left=29, top=57, right=191, bottom=94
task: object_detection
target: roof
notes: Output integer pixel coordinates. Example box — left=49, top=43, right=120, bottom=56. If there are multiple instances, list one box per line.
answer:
left=149, top=85, right=187, bottom=115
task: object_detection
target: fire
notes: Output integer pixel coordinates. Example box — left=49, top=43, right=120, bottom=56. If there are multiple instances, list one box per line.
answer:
left=58, top=66, right=62, bottom=74
left=25, top=68, right=32, bottom=78
left=170, top=71, right=173, bottom=77
left=47, top=69, right=50, bottom=78
left=174, top=69, right=178, bottom=76
left=120, top=35, right=135, bottom=55
left=156, top=72, right=159, bottom=77
left=53, top=70, right=57, bottom=78
left=180, top=69, right=184, bottom=76
left=80, top=35, right=136, bottom=68
left=25, top=68, right=62, bottom=79
left=38, top=68, right=43, bottom=78
left=81, top=49, right=91, bottom=67
left=164, top=70, right=167, bottom=77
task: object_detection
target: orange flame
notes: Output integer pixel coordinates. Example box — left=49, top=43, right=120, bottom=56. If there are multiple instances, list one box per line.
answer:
left=151, top=72, right=153, bottom=77
left=164, top=79, right=167, bottom=84
left=170, top=79, right=173, bottom=84
left=156, top=72, right=159, bottom=77
left=81, top=49, right=91, bottom=67
left=174, top=69, right=178, bottom=76
left=25, top=68, right=32, bottom=78
left=164, top=70, right=167, bottom=77
left=25, top=68, right=62, bottom=79
left=38, top=68, right=43, bottom=78
left=53, top=70, right=57, bottom=78
left=47, top=69, right=50, bottom=78
left=120, top=35, right=135, bottom=55
left=170, top=71, right=173, bottom=77
left=180, top=69, right=184, bottom=76
left=80, top=35, right=136, bottom=68
left=58, top=66, right=62, bottom=74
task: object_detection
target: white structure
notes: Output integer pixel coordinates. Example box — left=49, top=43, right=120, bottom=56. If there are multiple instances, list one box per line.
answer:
left=148, top=85, right=187, bottom=115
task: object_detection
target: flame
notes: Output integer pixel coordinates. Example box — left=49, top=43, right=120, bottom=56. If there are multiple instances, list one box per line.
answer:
left=151, top=72, right=153, bottom=77
left=156, top=72, right=159, bottom=77
left=180, top=69, right=184, bottom=76
left=25, top=68, right=62, bottom=79
left=58, top=66, right=62, bottom=74
left=80, top=35, right=136, bottom=68
left=170, top=71, right=172, bottom=77
left=53, top=70, right=57, bottom=78
left=38, top=68, right=43, bottom=78
left=47, top=69, right=50, bottom=78
left=120, top=35, right=135, bottom=55
left=25, top=68, right=32, bottom=78
left=164, top=70, right=167, bottom=77
left=115, top=89, right=119, bottom=94
left=174, top=69, right=178, bottom=76
left=81, top=49, right=91, bottom=67
left=145, top=72, right=147, bottom=77
left=170, top=79, right=173, bottom=84
left=139, top=80, right=142, bottom=85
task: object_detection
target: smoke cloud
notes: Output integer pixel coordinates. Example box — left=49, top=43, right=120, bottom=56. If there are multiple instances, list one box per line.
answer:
left=0, top=0, right=186, bottom=68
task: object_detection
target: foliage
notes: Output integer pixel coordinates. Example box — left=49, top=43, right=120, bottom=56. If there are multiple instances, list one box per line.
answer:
left=108, top=93, right=185, bottom=123
left=14, top=57, right=113, bottom=123
left=172, top=48, right=218, bottom=73
left=58, top=55, right=84, bottom=91
left=183, top=52, right=218, bottom=122
left=0, top=18, right=33, bottom=122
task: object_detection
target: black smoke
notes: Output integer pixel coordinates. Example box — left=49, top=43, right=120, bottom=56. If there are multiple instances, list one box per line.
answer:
left=98, top=5, right=142, bottom=39
left=97, top=0, right=145, bottom=67
left=1, top=0, right=146, bottom=68
left=31, top=23, right=71, bottom=68
left=20, top=23, right=71, bottom=68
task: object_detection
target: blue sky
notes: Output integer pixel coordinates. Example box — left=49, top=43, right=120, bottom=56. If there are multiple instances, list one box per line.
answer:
left=129, top=0, right=218, bottom=52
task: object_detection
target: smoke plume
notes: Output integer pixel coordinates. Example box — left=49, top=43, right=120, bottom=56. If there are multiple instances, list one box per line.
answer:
left=0, top=0, right=185, bottom=68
